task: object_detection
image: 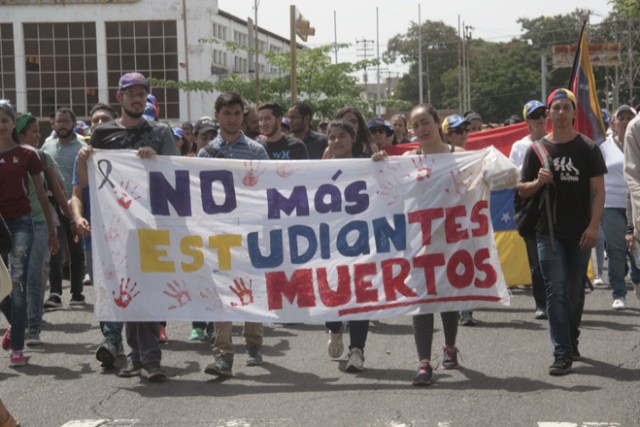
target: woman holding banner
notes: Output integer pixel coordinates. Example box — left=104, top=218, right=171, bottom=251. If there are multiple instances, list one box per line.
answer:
left=324, top=119, right=372, bottom=372
left=375, top=104, right=463, bottom=386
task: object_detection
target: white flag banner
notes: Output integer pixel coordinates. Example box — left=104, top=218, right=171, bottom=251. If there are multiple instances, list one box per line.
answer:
left=89, top=149, right=510, bottom=322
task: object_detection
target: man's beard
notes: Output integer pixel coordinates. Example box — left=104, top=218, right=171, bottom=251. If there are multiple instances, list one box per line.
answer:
left=56, top=128, right=73, bottom=139
left=123, top=106, right=144, bottom=119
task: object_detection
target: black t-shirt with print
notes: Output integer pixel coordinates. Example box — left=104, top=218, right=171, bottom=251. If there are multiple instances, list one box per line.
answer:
left=265, top=134, right=309, bottom=160
left=521, top=133, right=607, bottom=239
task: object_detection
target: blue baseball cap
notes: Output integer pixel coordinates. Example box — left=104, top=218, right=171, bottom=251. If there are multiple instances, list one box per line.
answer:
left=118, top=72, right=149, bottom=91
left=522, top=100, right=546, bottom=119
left=442, top=114, right=470, bottom=133
left=172, top=127, right=184, bottom=139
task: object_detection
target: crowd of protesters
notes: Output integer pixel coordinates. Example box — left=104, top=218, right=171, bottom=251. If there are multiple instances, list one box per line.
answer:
left=2, top=70, right=640, bottom=389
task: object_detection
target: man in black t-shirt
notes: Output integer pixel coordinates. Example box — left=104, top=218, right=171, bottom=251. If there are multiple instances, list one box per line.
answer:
left=259, top=102, right=309, bottom=160
left=88, top=72, right=178, bottom=382
left=287, top=101, right=326, bottom=159
left=517, top=88, right=606, bottom=377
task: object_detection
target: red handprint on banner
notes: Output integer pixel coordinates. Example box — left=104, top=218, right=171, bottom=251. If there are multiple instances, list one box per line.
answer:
left=229, top=277, right=254, bottom=307
left=114, top=180, right=141, bottom=209
left=409, top=156, right=435, bottom=182
left=113, top=277, right=140, bottom=308
left=163, top=279, right=192, bottom=310
left=242, top=161, right=264, bottom=187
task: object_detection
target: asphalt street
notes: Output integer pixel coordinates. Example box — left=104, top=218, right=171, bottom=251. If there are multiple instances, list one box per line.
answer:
left=1, top=279, right=639, bottom=427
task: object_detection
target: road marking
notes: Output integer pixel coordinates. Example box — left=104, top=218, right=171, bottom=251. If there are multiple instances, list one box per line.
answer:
left=60, top=420, right=139, bottom=427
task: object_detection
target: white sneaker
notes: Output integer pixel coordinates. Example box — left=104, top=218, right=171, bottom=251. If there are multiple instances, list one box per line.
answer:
left=593, top=276, right=604, bottom=287
left=345, top=348, right=364, bottom=372
left=612, top=297, right=626, bottom=310
left=83, top=274, right=92, bottom=286
left=327, top=332, right=344, bottom=359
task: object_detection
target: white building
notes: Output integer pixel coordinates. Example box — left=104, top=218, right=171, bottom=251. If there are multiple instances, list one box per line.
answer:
left=0, top=0, right=291, bottom=124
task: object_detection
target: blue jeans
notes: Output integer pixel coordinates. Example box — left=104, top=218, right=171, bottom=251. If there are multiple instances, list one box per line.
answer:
left=101, top=321, right=124, bottom=348
left=594, top=227, right=605, bottom=277
left=0, top=215, right=33, bottom=351
left=26, top=221, right=50, bottom=334
left=601, top=208, right=628, bottom=299
left=525, top=236, right=545, bottom=309
left=537, top=233, right=590, bottom=360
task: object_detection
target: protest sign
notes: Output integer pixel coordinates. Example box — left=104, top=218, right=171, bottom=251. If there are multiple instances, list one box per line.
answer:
left=89, top=149, right=510, bottom=321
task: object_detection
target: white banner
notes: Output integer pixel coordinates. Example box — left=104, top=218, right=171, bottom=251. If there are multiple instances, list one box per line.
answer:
left=89, top=149, right=510, bottom=321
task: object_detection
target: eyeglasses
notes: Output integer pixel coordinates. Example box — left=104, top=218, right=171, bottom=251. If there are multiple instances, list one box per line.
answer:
left=451, top=127, right=468, bottom=135
left=370, top=127, right=389, bottom=135
left=122, top=91, right=148, bottom=100
left=528, top=110, right=546, bottom=120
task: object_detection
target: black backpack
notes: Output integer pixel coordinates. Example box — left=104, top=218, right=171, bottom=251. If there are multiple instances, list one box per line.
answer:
left=514, top=141, right=553, bottom=239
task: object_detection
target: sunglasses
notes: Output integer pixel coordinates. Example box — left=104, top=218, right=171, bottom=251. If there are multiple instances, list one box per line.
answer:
left=370, top=127, right=389, bottom=135
left=528, top=110, right=546, bottom=120
left=451, top=127, right=468, bottom=135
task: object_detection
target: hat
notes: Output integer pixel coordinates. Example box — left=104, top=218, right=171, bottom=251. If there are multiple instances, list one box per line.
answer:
left=614, top=104, right=637, bottom=118
left=442, top=114, right=470, bottom=133
left=74, top=120, right=88, bottom=136
left=281, top=117, right=290, bottom=129
left=143, top=102, right=157, bottom=122
left=522, top=100, right=546, bottom=119
left=547, top=88, right=576, bottom=109
left=193, top=117, right=217, bottom=135
left=464, top=111, right=482, bottom=122
left=147, top=93, right=157, bottom=105
left=118, top=72, right=149, bottom=91
left=172, top=127, right=184, bottom=139
left=367, top=117, right=394, bottom=135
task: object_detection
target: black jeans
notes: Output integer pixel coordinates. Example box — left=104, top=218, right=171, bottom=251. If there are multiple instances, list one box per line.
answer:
left=49, top=221, right=84, bottom=296
left=125, top=322, right=162, bottom=368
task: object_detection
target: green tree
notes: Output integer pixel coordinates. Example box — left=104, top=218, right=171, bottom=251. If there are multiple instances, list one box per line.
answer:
left=150, top=41, right=378, bottom=119
left=384, top=20, right=461, bottom=107
left=609, top=0, right=640, bottom=18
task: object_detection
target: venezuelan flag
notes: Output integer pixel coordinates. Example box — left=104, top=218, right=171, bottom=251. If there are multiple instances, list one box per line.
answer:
left=569, top=22, right=606, bottom=143
left=489, top=188, right=532, bottom=286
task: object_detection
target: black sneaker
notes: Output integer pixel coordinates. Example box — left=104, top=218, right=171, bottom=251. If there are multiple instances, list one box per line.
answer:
left=442, top=345, right=460, bottom=369
left=70, top=293, right=86, bottom=306
left=549, top=357, right=572, bottom=376
left=118, top=360, right=142, bottom=377
left=142, top=366, right=168, bottom=382
left=246, top=346, right=263, bottom=366
left=204, top=357, right=233, bottom=377
left=412, top=362, right=433, bottom=386
left=44, top=294, right=63, bottom=310
left=96, top=343, right=117, bottom=369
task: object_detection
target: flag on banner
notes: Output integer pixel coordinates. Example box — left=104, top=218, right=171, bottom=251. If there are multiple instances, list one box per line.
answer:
left=569, top=21, right=606, bottom=144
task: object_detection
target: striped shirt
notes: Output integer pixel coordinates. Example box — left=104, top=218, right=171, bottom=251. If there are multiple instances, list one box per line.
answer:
left=198, top=132, right=268, bottom=160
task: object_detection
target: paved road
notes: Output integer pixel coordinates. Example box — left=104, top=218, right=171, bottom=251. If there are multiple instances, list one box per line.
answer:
left=1, top=280, right=639, bottom=427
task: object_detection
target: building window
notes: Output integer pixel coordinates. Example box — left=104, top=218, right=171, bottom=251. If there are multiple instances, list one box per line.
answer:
left=23, top=22, right=97, bottom=118
left=233, top=30, right=247, bottom=47
left=213, top=23, right=228, bottom=41
left=0, top=24, right=16, bottom=106
left=105, top=20, right=179, bottom=119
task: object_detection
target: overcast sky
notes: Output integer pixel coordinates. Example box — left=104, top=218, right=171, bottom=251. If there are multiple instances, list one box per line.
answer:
left=218, top=0, right=612, bottom=77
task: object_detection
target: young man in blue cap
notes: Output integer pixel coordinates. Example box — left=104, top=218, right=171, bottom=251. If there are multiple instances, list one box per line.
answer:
left=517, top=88, right=606, bottom=376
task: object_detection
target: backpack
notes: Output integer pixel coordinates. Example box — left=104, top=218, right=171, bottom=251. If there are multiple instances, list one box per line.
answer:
left=514, top=141, right=553, bottom=239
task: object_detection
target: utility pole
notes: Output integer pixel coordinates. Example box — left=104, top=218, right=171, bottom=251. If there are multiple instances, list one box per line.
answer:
left=333, top=10, right=338, bottom=64
left=458, top=15, right=462, bottom=112
left=254, top=0, right=260, bottom=107
left=418, top=5, right=423, bottom=104
left=356, top=38, right=375, bottom=100
left=376, top=7, right=381, bottom=115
